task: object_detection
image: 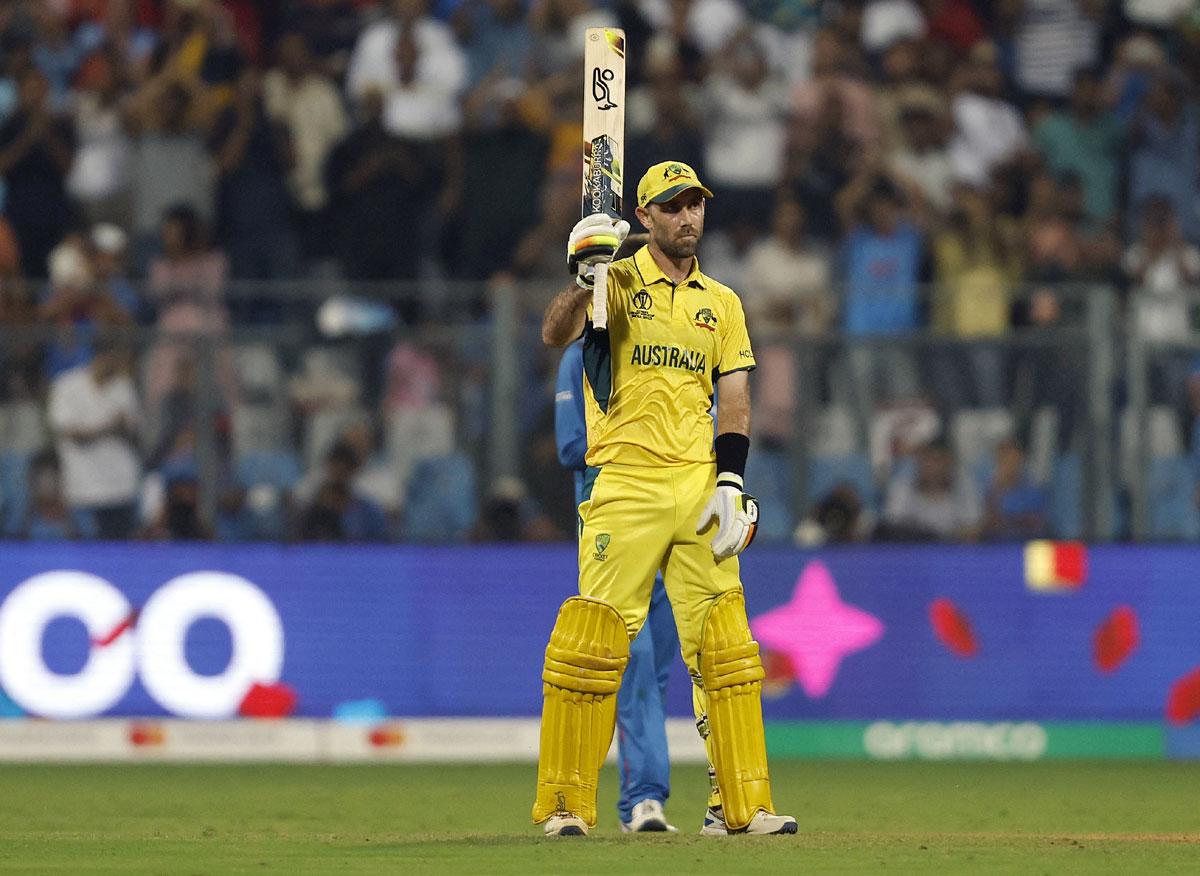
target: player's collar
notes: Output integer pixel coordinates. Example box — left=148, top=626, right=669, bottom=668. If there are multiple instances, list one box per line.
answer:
left=634, top=245, right=707, bottom=290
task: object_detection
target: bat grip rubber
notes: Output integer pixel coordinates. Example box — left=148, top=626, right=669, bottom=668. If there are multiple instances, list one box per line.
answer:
left=592, top=261, right=609, bottom=330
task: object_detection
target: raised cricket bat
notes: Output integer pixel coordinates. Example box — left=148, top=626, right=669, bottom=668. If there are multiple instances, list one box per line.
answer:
left=582, top=27, right=625, bottom=330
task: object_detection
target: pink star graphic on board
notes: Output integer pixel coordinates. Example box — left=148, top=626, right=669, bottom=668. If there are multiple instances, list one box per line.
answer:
left=750, top=560, right=884, bottom=699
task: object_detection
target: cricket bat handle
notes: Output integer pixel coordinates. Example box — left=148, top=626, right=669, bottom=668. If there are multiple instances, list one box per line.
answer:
left=592, top=261, right=609, bottom=330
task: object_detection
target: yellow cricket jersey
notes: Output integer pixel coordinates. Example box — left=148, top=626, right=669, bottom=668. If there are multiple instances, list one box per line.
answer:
left=582, top=246, right=756, bottom=467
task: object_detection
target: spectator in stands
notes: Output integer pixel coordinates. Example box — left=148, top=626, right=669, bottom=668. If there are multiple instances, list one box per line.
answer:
left=346, top=0, right=468, bottom=140
left=881, top=439, right=982, bottom=541
left=66, top=46, right=133, bottom=227
left=279, top=0, right=362, bottom=83
left=125, top=78, right=215, bottom=272
left=1123, top=196, right=1200, bottom=407
left=0, top=68, right=74, bottom=277
left=21, top=448, right=78, bottom=541
left=325, top=88, right=429, bottom=292
left=38, top=237, right=131, bottom=380
left=208, top=67, right=298, bottom=289
left=472, top=476, right=557, bottom=541
left=452, top=44, right=547, bottom=282
left=72, top=0, right=159, bottom=86
left=784, top=88, right=858, bottom=242
left=860, top=0, right=926, bottom=58
left=456, top=0, right=535, bottom=89
left=143, top=204, right=234, bottom=410
left=89, top=222, right=141, bottom=319
left=744, top=196, right=834, bottom=336
left=835, top=168, right=926, bottom=433
left=794, top=483, right=873, bottom=546
left=298, top=440, right=389, bottom=541
left=930, top=182, right=1020, bottom=409
left=887, top=98, right=955, bottom=216
left=1034, top=68, right=1122, bottom=225
left=1012, top=0, right=1102, bottom=100
left=981, top=438, right=1047, bottom=540
left=793, top=28, right=880, bottom=150
left=47, top=338, right=142, bottom=540
left=31, top=4, right=82, bottom=112
left=142, top=463, right=213, bottom=541
left=0, top=216, right=41, bottom=402
left=743, top=196, right=833, bottom=445
left=263, top=32, right=349, bottom=264
left=947, top=41, right=1028, bottom=187
left=625, top=44, right=705, bottom=196
left=702, top=30, right=791, bottom=229
left=1127, top=72, right=1200, bottom=242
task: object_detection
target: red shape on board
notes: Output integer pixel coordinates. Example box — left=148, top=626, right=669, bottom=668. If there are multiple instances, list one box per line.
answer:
left=1054, top=542, right=1088, bottom=586
left=929, top=598, right=979, bottom=658
left=1165, top=668, right=1200, bottom=726
left=1093, top=606, right=1139, bottom=674
left=238, top=682, right=298, bottom=718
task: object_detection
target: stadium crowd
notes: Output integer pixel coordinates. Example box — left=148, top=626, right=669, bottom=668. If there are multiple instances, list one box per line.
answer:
left=1, top=0, right=1200, bottom=544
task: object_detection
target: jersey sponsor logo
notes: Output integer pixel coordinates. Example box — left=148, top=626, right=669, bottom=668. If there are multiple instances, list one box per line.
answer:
left=694, top=307, right=718, bottom=331
left=739, top=348, right=753, bottom=359
left=593, top=533, right=611, bottom=561
left=629, top=343, right=707, bottom=374
left=630, top=289, right=654, bottom=320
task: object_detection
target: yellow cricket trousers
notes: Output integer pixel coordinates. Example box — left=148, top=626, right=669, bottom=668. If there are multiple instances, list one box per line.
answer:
left=577, top=462, right=743, bottom=674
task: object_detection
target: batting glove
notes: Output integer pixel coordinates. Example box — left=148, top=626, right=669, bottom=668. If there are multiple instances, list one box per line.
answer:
left=696, top=473, right=760, bottom=561
left=568, top=213, right=630, bottom=288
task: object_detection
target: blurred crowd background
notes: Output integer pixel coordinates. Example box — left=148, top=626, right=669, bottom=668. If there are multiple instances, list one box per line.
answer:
left=1, top=0, right=1200, bottom=545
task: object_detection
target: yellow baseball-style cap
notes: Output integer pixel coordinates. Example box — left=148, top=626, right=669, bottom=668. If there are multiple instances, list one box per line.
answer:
left=636, top=161, right=714, bottom=208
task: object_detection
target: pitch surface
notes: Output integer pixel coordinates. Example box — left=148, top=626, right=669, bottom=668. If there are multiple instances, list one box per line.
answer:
left=1, top=761, right=1197, bottom=873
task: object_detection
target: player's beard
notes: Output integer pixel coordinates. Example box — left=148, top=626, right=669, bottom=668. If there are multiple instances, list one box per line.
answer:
left=657, top=227, right=700, bottom=260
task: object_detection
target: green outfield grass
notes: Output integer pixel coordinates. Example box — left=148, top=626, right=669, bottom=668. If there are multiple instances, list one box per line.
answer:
left=1, top=761, right=1198, bottom=873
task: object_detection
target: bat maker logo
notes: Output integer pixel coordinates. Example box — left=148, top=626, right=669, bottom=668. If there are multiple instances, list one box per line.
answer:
left=592, top=68, right=617, bottom=110
left=631, top=289, right=654, bottom=320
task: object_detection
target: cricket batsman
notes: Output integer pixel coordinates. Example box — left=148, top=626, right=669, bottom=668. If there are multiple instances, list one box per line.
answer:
left=533, top=161, right=797, bottom=837
left=556, top=332, right=681, bottom=833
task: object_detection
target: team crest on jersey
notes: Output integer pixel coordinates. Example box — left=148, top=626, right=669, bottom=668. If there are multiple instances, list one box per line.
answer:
left=694, top=307, right=718, bottom=331
left=593, top=533, right=611, bottom=561
left=631, top=289, right=654, bottom=320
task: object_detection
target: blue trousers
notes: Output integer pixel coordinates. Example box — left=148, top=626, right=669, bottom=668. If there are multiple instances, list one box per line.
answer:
left=616, top=573, right=678, bottom=823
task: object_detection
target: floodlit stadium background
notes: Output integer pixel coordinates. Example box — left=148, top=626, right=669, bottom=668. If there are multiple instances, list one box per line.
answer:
left=0, top=0, right=1199, bottom=764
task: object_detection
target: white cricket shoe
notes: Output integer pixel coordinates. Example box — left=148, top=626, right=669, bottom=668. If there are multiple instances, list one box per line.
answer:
left=620, top=799, right=678, bottom=833
left=700, top=806, right=797, bottom=836
left=699, top=806, right=728, bottom=836
left=543, top=813, right=588, bottom=836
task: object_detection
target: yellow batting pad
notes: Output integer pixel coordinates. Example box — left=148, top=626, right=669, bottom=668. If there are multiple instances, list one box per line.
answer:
left=699, top=589, right=773, bottom=830
left=532, top=597, right=630, bottom=827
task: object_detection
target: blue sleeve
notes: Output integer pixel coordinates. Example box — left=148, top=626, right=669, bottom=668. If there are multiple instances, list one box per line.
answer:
left=555, top=340, right=588, bottom=471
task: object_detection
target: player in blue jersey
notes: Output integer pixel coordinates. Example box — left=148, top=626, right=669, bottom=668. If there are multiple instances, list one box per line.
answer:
left=555, top=337, right=680, bottom=833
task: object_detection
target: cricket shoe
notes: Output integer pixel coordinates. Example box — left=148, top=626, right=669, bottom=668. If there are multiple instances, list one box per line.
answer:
left=700, top=806, right=797, bottom=836
left=543, top=813, right=588, bottom=836
left=620, top=799, right=678, bottom=833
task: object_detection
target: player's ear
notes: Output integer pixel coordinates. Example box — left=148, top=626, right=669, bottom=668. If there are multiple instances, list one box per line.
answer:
left=635, top=205, right=651, bottom=231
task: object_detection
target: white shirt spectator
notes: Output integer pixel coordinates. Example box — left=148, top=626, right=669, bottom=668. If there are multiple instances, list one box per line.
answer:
left=48, top=365, right=141, bottom=508
left=949, top=92, right=1028, bottom=185
left=884, top=465, right=982, bottom=539
left=66, top=91, right=131, bottom=204
left=703, top=73, right=791, bottom=189
left=1123, top=241, right=1200, bottom=342
left=345, top=17, right=467, bottom=139
left=263, top=69, right=348, bottom=211
left=862, top=0, right=926, bottom=53
left=1015, top=0, right=1100, bottom=98
left=742, top=237, right=833, bottom=334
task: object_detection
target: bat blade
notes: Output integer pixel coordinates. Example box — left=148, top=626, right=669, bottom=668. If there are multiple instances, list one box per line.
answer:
left=582, top=27, right=625, bottom=330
